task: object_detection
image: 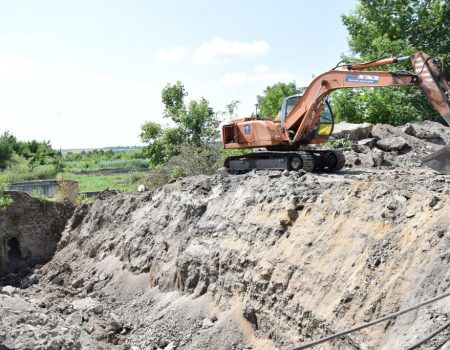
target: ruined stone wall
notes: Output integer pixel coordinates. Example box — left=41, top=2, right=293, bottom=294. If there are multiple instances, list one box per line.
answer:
left=0, top=192, right=74, bottom=273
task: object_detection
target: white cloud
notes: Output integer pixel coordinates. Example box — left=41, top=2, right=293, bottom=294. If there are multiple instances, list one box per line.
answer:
left=220, top=69, right=294, bottom=87
left=158, top=46, right=188, bottom=62
left=0, top=56, right=41, bottom=78
left=193, top=38, right=269, bottom=64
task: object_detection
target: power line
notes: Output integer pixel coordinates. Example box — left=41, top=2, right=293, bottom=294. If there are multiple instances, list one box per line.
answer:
left=290, top=290, right=450, bottom=350
left=433, top=334, right=450, bottom=350
left=403, top=319, right=450, bottom=350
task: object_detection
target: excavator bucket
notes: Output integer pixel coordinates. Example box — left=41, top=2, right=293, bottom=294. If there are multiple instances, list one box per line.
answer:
left=412, top=52, right=450, bottom=174
left=422, top=145, right=450, bottom=175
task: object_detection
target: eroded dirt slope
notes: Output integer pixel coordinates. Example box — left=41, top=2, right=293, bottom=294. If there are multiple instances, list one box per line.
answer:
left=1, top=167, right=449, bottom=350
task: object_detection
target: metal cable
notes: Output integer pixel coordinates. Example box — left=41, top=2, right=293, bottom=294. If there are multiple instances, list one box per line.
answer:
left=403, top=319, right=450, bottom=350
left=290, top=290, right=450, bottom=350
left=433, top=334, right=450, bottom=350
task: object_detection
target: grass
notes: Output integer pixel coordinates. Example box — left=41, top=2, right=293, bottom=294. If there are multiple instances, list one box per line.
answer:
left=64, top=159, right=149, bottom=173
left=61, top=172, right=147, bottom=192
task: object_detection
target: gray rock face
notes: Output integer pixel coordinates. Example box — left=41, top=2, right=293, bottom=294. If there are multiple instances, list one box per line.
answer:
left=332, top=122, right=373, bottom=141
left=376, top=136, right=408, bottom=151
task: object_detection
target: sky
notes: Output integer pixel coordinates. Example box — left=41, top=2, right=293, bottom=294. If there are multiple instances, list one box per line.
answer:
left=0, top=0, right=358, bottom=149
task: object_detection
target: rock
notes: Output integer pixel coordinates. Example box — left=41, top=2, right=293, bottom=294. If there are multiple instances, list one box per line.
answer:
left=93, top=305, right=104, bottom=314
left=405, top=211, right=415, bottom=218
left=201, top=318, right=214, bottom=329
left=376, top=136, right=408, bottom=151
left=358, top=138, right=376, bottom=148
left=332, top=122, right=373, bottom=141
left=217, top=167, right=229, bottom=178
left=71, top=277, right=84, bottom=289
left=429, top=196, right=440, bottom=208
left=137, top=184, right=147, bottom=192
left=351, top=144, right=371, bottom=154
left=50, top=275, right=64, bottom=285
left=402, top=124, right=414, bottom=135
left=394, top=194, right=407, bottom=203
left=403, top=122, right=442, bottom=140
left=371, top=124, right=399, bottom=140
left=243, top=306, right=258, bottom=327
left=108, top=314, right=123, bottom=332
left=433, top=204, right=443, bottom=211
left=72, top=297, right=101, bottom=313
left=164, top=343, right=175, bottom=350
left=371, top=148, right=385, bottom=167
left=1, top=285, right=17, bottom=296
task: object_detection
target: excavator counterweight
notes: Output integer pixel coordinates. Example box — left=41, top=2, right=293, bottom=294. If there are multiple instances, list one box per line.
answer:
left=222, top=51, right=450, bottom=174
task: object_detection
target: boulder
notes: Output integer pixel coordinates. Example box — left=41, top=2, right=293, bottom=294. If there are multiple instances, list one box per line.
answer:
left=371, top=124, right=399, bottom=140
left=332, top=122, right=373, bottom=141
left=358, top=138, right=376, bottom=148
left=376, top=136, right=408, bottom=151
left=371, top=148, right=385, bottom=167
left=402, top=122, right=442, bottom=140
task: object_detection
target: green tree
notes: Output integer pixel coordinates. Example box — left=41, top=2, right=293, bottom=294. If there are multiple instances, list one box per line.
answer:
left=335, top=0, right=450, bottom=125
left=257, top=82, right=304, bottom=119
left=141, top=82, right=219, bottom=165
left=0, top=131, right=20, bottom=170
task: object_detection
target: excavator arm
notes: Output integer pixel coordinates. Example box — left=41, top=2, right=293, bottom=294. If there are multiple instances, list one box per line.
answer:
left=284, top=52, right=450, bottom=144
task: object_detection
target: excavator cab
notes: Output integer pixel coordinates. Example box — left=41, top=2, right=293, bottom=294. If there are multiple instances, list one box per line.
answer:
left=281, top=95, right=334, bottom=140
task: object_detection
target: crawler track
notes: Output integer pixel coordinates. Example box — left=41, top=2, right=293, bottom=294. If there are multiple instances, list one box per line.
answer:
left=224, top=150, right=345, bottom=174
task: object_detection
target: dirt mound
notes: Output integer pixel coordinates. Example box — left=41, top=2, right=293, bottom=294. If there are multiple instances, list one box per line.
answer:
left=1, top=165, right=449, bottom=349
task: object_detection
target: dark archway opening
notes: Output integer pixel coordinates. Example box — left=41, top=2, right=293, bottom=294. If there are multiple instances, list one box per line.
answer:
left=0, top=237, right=28, bottom=287
left=7, top=237, right=23, bottom=263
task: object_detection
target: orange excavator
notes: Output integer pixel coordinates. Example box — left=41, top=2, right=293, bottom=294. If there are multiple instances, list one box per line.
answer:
left=222, top=52, right=450, bottom=174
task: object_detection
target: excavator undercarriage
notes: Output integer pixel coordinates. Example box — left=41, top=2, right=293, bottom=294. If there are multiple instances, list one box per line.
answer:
left=225, top=149, right=345, bottom=174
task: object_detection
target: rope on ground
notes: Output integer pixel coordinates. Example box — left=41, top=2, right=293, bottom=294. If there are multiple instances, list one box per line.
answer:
left=403, top=319, right=450, bottom=350
left=290, top=290, right=450, bottom=350
left=433, top=334, right=450, bottom=350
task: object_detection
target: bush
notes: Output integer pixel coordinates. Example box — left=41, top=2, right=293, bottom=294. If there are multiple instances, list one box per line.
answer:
left=143, top=145, right=221, bottom=190
left=0, top=174, right=8, bottom=191
left=4, top=158, right=58, bottom=183
left=0, top=174, right=13, bottom=213
left=54, top=180, right=80, bottom=204
left=0, top=194, right=13, bottom=213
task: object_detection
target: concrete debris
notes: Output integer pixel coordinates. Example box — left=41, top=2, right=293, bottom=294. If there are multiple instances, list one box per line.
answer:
left=376, top=136, right=408, bottom=151
left=332, top=122, right=373, bottom=141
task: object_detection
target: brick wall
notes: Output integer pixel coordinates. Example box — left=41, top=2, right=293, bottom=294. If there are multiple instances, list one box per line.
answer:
left=0, top=192, right=74, bottom=273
